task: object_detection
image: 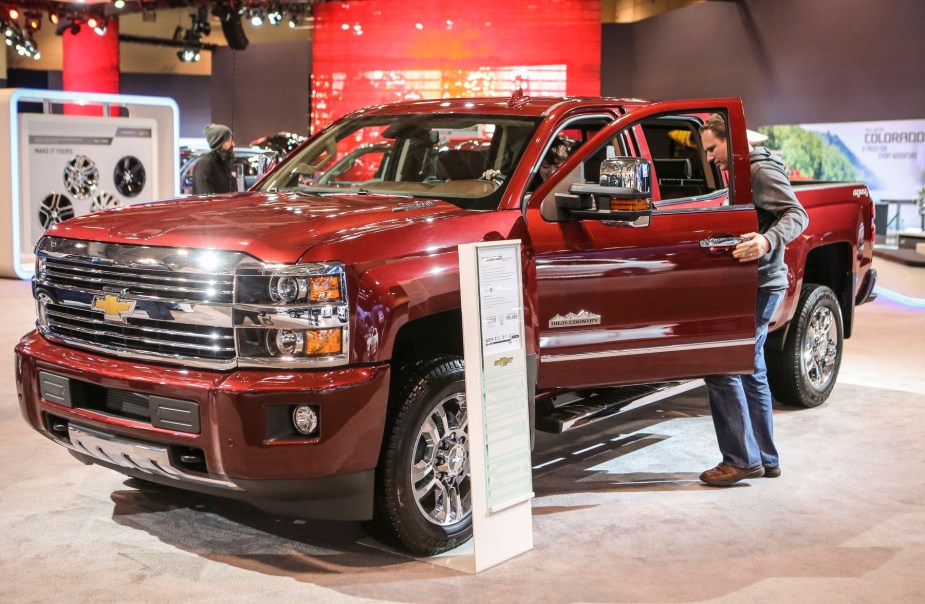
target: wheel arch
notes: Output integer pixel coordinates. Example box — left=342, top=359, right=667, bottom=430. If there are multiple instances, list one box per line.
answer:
left=770, top=240, right=854, bottom=349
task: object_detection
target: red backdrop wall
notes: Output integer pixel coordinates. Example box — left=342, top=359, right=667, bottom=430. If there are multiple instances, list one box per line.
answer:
left=62, top=18, right=120, bottom=116
left=311, top=0, right=601, bottom=132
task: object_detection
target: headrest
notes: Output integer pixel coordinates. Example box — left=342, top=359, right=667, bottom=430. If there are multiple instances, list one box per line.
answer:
left=654, top=158, right=692, bottom=180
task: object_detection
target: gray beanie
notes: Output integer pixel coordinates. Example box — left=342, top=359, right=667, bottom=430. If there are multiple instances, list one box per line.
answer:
left=204, top=123, right=232, bottom=150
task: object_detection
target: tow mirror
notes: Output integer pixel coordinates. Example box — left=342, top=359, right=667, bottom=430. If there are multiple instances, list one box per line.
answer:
left=257, top=151, right=281, bottom=176
left=555, top=157, right=653, bottom=226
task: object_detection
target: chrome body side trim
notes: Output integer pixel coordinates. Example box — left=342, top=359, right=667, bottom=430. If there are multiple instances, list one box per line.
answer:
left=542, top=338, right=755, bottom=363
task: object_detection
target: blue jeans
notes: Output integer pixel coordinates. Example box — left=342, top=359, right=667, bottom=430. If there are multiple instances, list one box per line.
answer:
left=704, top=289, right=784, bottom=469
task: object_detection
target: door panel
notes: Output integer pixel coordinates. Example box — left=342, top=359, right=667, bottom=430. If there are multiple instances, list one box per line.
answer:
left=528, top=204, right=759, bottom=390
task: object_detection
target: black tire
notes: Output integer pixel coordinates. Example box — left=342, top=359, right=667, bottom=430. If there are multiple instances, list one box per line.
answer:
left=768, top=284, right=844, bottom=408
left=369, top=355, right=472, bottom=555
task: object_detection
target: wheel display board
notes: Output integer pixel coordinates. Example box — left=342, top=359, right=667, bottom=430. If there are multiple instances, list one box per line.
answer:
left=20, top=114, right=159, bottom=243
left=0, top=88, right=179, bottom=279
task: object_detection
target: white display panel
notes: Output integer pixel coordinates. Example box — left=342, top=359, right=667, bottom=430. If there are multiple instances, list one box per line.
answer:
left=19, top=114, right=159, bottom=245
left=0, top=88, right=179, bottom=279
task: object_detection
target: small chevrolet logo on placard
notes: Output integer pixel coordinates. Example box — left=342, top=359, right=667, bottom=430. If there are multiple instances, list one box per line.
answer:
left=494, top=356, right=514, bottom=367
left=92, top=294, right=136, bottom=323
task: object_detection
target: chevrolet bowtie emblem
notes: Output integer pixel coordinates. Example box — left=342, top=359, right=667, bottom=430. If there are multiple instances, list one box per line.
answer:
left=92, top=294, right=136, bottom=323
left=494, top=356, right=514, bottom=367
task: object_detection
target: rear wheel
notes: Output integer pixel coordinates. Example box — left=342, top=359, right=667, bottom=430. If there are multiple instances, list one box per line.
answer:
left=370, top=356, right=472, bottom=555
left=768, top=284, right=843, bottom=408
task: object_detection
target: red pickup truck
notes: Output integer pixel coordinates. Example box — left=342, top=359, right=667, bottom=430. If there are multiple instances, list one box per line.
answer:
left=15, top=96, right=877, bottom=555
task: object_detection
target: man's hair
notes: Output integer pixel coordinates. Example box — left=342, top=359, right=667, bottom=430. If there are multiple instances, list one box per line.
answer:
left=700, top=113, right=727, bottom=140
left=543, top=139, right=570, bottom=165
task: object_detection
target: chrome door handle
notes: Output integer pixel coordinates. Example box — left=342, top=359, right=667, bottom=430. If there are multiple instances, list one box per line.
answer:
left=700, top=235, right=743, bottom=249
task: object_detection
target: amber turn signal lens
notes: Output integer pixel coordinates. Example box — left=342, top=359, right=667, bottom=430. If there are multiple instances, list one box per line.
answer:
left=305, top=328, right=343, bottom=356
left=610, top=198, right=650, bottom=212
left=309, top=276, right=341, bottom=302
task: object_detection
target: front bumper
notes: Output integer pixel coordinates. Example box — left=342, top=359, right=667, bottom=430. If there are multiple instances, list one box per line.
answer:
left=15, top=330, right=391, bottom=520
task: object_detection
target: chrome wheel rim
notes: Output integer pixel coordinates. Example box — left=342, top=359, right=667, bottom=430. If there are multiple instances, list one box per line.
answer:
left=38, top=193, right=75, bottom=229
left=91, top=191, right=120, bottom=212
left=411, top=392, right=471, bottom=527
left=64, top=155, right=99, bottom=199
left=802, top=305, right=838, bottom=392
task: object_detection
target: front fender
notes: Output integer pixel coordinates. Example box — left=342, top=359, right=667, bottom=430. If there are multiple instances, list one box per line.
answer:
left=350, top=252, right=462, bottom=364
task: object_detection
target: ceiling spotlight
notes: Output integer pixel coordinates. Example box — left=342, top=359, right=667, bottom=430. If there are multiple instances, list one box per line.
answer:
left=49, top=12, right=60, bottom=25
left=177, top=47, right=200, bottom=62
left=87, top=17, right=98, bottom=28
left=25, top=13, right=42, bottom=31
left=249, top=8, right=264, bottom=26
left=268, top=8, right=282, bottom=26
left=288, top=14, right=298, bottom=29
left=8, top=8, right=19, bottom=20
left=114, top=0, right=126, bottom=8
left=93, top=20, right=107, bottom=35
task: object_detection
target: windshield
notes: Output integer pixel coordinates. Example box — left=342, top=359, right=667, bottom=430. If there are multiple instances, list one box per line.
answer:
left=258, top=113, right=540, bottom=210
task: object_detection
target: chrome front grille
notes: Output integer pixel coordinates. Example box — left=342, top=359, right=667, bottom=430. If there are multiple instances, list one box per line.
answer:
left=43, top=256, right=235, bottom=303
left=33, top=237, right=351, bottom=370
left=35, top=237, right=256, bottom=369
left=43, top=301, right=236, bottom=362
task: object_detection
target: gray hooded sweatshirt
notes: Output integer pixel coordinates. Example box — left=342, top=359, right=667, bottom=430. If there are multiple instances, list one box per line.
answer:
left=750, top=146, right=809, bottom=291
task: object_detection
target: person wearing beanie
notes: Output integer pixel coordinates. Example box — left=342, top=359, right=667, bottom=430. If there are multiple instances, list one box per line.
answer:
left=192, top=123, right=238, bottom=194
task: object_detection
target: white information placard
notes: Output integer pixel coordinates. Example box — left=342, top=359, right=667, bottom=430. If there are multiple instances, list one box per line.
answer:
left=458, top=239, right=533, bottom=573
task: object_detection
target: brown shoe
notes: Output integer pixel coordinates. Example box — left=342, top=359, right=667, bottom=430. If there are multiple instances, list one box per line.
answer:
left=700, top=463, right=765, bottom=486
left=763, top=465, right=781, bottom=478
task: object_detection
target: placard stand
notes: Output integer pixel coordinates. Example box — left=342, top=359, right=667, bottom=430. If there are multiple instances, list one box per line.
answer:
left=455, top=239, right=534, bottom=573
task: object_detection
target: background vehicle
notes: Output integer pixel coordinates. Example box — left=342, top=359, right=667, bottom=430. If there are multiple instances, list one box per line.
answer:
left=179, top=147, right=264, bottom=194
left=17, top=96, right=876, bottom=557
left=249, top=132, right=307, bottom=156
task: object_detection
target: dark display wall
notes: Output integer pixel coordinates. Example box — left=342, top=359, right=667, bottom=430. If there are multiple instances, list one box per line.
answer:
left=601, top=0, right=925, bottom=127
left=121, top=73, right=211, bottom=138
left=211, top=41, right=311, bottom=145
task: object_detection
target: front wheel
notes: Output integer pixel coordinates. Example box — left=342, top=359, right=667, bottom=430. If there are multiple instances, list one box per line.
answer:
left=768, top=284, right=844, bottom=408
left=370, top=356, right=472, bottom=555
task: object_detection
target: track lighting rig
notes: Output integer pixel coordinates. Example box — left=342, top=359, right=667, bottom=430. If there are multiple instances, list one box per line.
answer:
left=2, top=1, right=323, bottom=63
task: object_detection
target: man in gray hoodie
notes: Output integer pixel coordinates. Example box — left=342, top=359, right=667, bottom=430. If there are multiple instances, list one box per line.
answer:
left=698, top=113, right=808, bottom=486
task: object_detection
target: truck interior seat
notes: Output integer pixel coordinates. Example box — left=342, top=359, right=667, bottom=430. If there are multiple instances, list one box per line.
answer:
left=654, top=157, right=708, bottom=199
left=436, top=150, right=488, bottom=181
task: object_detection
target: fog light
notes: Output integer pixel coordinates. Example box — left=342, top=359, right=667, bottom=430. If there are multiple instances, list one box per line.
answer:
left=292, top=405, right=319, bottom=435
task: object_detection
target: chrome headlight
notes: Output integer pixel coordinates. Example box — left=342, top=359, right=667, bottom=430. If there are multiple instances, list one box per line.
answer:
left=234, top=262, right=349, bottom=367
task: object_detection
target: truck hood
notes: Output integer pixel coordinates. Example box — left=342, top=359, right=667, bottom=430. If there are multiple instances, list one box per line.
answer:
left=48, top=191, right=471, bottom=263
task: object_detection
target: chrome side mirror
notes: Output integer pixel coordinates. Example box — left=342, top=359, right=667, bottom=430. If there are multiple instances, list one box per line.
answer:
left=257, top=151, right=281, bottom=176
left=599, top=157, right=651, bottom=194
left=554, top=157, right=653, bottom=226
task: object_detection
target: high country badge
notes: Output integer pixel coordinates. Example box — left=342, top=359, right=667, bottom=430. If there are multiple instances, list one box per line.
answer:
left=549, top=310, right=601, bottom=328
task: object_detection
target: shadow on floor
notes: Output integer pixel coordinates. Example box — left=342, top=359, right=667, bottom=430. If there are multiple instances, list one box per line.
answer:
left=106, top=386, right=799, bottom=585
